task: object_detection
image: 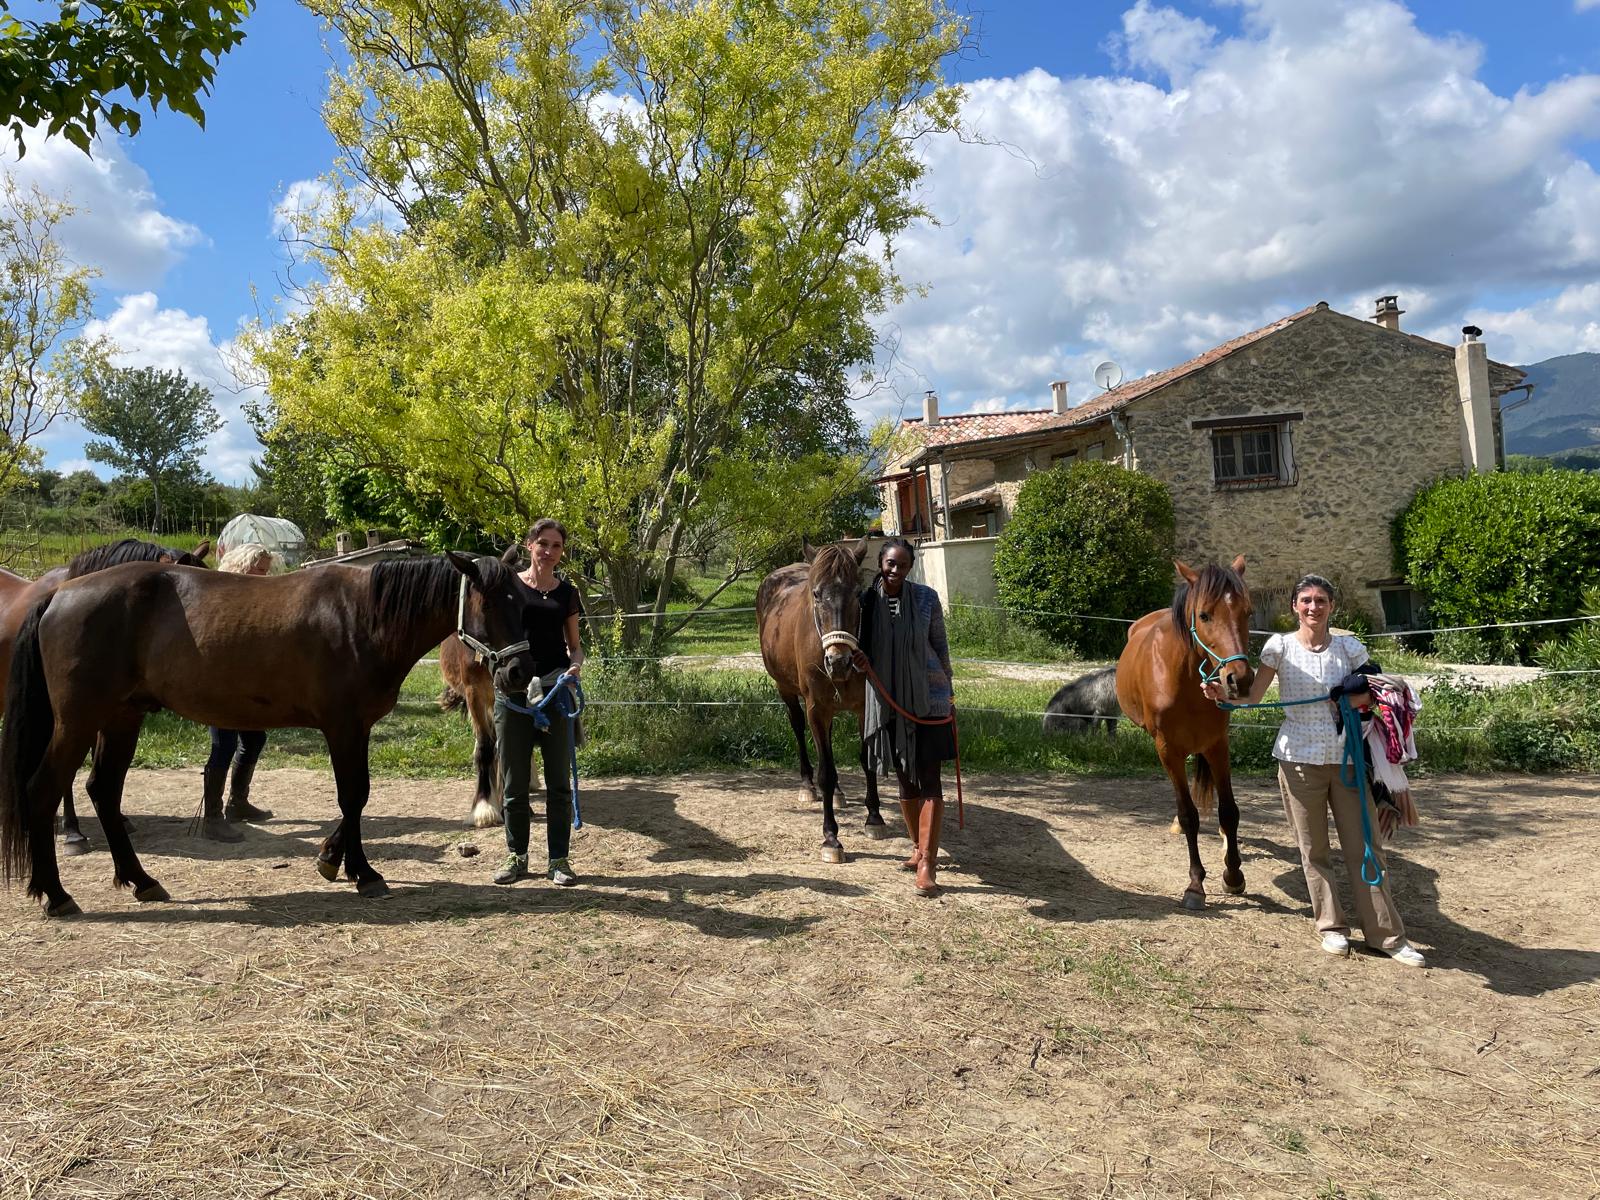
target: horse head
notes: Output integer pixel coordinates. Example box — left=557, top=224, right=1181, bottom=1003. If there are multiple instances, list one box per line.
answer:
left=446, top=547, right=536, bottom=696
left=1173, top=555, right=1254, bottom=701
left=803, top=536, right=869, bottom=682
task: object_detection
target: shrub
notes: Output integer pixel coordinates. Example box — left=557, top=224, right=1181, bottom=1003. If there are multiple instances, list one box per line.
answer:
left=1394, top=470, right=1600, bottom=661
left=993, top=461, right=1175, bottom=657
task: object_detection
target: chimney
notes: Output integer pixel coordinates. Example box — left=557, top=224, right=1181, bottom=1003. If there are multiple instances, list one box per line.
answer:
left=922, top=389, right=940, bottom=426
left=1050, top=380, right=1070, bottom=415
left=1455, top=325, right=1495, bottom=473
left=1373, top=295, right=1404, bottom=332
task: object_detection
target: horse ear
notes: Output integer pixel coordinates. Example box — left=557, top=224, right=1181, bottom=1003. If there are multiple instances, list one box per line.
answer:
left=446, top=550, right=483, bottom=586
left=192, top=539, right=211, bottom=561
left=801, top=539, right=817, bottom=564
left=500, top=543, right=520, bottom=566
left=851, top=535, right=869, bottom=564
left=1174, top=559, right=1198, bottom=585
left=1231, top=554, right=1246, bottom=577
left=157, top=552, right=176, bottom=564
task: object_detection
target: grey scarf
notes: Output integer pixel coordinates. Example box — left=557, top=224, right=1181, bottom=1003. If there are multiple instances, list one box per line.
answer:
left=863, top=579, right=930, bottom=776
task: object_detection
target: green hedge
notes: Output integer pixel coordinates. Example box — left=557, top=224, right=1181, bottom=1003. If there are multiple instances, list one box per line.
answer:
left=993, top=461, right=1175, bottom=657
left=1395, top=470, right=1600, bottom=660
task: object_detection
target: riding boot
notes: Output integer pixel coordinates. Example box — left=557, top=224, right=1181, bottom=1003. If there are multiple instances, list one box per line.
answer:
left=914, top=797, right=944, bottom=896
left=200, top=764, right=243, bottom=842
left=898, top=799, right=924, bottom=871
left=224, top=758, right=273, bottom=822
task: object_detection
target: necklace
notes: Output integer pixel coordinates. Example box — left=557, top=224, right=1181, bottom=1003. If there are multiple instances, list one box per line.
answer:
left=524, top=570, right=558, bottom=595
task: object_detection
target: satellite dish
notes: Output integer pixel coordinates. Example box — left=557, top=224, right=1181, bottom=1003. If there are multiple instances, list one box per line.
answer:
left=1094, top=360, right=1123, bottom=391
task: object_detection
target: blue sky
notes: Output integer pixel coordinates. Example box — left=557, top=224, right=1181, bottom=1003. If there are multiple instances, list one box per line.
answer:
left=7, top=0, right=1600, bottom=482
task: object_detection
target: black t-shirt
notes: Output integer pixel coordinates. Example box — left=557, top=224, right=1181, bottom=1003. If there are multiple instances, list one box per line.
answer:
left=521, top=576, right=583, bottom=679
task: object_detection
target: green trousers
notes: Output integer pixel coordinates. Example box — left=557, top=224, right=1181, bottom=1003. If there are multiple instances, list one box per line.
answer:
left=494, top=694, right=575, bottom=862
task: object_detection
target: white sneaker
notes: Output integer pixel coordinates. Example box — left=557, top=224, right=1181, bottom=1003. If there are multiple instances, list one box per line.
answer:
left=1385, top=940, right=1427, bottom=968
left=1320, top=931, right=1350, bottom=955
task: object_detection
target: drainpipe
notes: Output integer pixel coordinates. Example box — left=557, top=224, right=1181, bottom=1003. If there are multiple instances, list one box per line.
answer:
left=1109, top=412, right=1134, bottom=469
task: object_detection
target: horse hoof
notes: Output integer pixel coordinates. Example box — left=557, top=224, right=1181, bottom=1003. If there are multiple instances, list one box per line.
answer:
left=1181, top=890, right=1206, bottom=911
left=863, top=821, right=890, bottom=840
left=315, top=855, right=340, bottom=882
left=45, top=897, right=82, bottom=918
left=134, top=882, right=170, bottom=903
left=1223, top=876, right=1246, bottom=895
left=357, top=877, right=391, bottom=899
left=60, top=837, right=91, bottom=857
left=797, top=788, right=818, bottom=806
left=470, top=800, right=502, bottom=829
left=819, top=844, right=845, bottom=865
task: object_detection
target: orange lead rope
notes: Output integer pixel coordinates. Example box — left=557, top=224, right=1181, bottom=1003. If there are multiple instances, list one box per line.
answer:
left=858, top=658, right=965, bottom=830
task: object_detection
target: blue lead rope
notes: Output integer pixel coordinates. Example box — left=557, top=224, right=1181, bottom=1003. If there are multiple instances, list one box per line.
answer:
left=500, top=674, right=587, bottom=830
left=1218, top=690, right=1384, bottom=888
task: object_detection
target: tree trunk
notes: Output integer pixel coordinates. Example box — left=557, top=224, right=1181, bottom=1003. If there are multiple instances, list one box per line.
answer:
left=150, top=474, right=162, bottom=533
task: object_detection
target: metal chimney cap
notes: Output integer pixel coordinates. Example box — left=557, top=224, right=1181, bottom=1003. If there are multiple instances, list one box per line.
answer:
left=1462, top=325, right=1483, bottom=342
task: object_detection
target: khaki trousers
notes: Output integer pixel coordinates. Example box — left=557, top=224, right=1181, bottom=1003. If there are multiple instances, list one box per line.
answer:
left=1277, top=761, right=1406, bottom=949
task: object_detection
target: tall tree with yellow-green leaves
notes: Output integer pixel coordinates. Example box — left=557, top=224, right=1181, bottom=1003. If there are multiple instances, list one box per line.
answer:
left=247, top=0, right=963, bottom=647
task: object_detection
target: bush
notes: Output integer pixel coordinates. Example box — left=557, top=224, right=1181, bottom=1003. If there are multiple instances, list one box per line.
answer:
left=993, top=461, right=1175, bottom=657
left=944, top=600, right=1071, bottom=663
left=1394, top=470, right=1600, bottom=661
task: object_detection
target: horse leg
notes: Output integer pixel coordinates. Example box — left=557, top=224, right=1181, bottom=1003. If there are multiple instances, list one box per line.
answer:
left=860, top=741, right=887, bottom=838
left=808, top=702, right=843, bottom=864
left=785, top=694, right=818, bottom=805
left=1209, top=743, right=1246, bottom=895
left=86, top=718, right=166, bottom=902
left=468, top=680, right=501, bottom=828
left=1157, top=740, right=1207, bottom=910
left=28, top=736, right=94, bottom=917
left=59, top=789, right=91, bottom=855
left=322, top=728, right=386, bottom=899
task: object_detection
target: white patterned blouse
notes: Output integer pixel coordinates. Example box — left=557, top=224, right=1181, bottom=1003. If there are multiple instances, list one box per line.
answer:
left=1258, top=632, right=1369, bottom=766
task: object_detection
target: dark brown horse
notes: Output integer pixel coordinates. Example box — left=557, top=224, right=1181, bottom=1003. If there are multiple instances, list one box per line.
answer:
left=1116, top=557, right=1254, bottom=911
left=757, top=538, right=885, bottom=862
left=437, top=632, right=504, bottom=828
left=0, top=538, right=212, bottom=854
left=0, top=550, right=532, bottom=916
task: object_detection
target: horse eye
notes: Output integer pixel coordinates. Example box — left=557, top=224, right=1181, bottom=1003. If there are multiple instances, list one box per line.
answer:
left=1200, top=612, right=1211, bottom=623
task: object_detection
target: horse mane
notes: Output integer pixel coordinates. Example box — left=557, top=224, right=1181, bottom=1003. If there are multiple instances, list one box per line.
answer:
left=66, top=538, right=194, bottom=578
left=1169, top=563, right=1246, bottom=639
left=808, top=542, right=862, bottom=586
left=368, top=555, right=515, bottom=633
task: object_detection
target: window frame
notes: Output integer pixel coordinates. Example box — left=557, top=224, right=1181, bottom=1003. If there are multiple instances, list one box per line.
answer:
left=1192, top=411, right=1302, bottom=491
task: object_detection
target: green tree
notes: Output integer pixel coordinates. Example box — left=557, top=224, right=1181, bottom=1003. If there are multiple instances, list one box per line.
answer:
left=993, top=461, right=1176, bottom=657
left=77, top=364, right=223, bottom=528
left=0, top=1, right=253, bottom=156
left=53, top=467, right=107, bottom=508
left=1, top=178, right=107, bottom=501
left=246, top=0, right=963, bottom=647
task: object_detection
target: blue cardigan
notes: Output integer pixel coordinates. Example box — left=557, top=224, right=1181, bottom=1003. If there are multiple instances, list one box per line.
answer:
left=861, top=580, right=953, bottom=717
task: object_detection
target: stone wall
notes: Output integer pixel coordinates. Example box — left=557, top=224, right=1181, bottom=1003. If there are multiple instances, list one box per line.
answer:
left=1125, top=307, right=1469, bottom=626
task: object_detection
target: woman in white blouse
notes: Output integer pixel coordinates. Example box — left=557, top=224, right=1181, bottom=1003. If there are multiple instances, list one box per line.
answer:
left=1203, top=574, right=1425, bottom=967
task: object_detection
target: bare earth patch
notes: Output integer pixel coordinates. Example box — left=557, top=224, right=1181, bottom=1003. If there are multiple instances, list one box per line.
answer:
left=1, top=767, right=1596, bottom=1199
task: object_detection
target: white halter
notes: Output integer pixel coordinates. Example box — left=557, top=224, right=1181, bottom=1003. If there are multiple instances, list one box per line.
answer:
left=457, top=575, right=530, bottom=668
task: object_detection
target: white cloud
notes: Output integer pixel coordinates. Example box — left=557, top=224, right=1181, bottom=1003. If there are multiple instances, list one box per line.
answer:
left=2, top=127, right=202, bottom=290
left=40, top=293, right=265, bottom=484
left=864, top=0, right=1600, bottom=427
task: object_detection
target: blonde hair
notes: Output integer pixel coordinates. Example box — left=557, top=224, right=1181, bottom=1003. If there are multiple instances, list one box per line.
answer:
left=219, top=544, right=279, bottom=575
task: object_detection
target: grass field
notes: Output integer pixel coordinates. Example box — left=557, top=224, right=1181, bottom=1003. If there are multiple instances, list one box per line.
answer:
left=0, top=526, right=219, bottom=573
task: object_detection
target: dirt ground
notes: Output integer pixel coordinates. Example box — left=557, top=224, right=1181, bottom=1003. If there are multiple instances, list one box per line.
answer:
left=1, top=766, right=1596, bottom=1199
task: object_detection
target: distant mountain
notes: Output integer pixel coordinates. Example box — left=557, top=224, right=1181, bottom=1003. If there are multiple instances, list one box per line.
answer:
left=1503, top=352, right=1600, bottom=457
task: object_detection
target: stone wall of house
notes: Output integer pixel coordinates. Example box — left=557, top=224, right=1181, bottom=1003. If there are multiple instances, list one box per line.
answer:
left=988, top=428, right=1129, bottom=526
left=1126, top=308, right=1469, bottom=626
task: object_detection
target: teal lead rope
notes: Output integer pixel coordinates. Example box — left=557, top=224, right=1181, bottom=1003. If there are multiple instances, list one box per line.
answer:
left=500, top=674, right=587, bottom=830
left=1218, top=690, right=1384, bottom=888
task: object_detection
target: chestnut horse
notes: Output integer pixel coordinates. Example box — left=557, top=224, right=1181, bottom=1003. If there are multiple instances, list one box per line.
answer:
left=437, top=632, right=505, bottom=828
left=756, top=538, right=885, bottom=862
left=0, top=538, right=212, bottom=854
left=0, top=551, right=533, bottom=916
left=1116, top=557, right=1254, bottom=911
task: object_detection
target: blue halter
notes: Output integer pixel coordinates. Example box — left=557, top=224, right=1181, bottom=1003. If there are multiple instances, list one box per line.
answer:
left=500, top=674, right=587, bottom=830
left=1190, top=614, right=1251, bottom=686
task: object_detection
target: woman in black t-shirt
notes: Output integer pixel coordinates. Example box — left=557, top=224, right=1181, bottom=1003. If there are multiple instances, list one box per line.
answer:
left=493, top=518, right=587, bottom=886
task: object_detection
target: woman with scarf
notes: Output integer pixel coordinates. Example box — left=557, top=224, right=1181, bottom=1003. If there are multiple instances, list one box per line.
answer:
left=853, top=537, right=955, bottom=896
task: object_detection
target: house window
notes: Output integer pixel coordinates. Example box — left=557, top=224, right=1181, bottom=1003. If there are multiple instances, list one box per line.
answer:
left=1379, top=586, right=1425, bottom=631
left=1085, top=442, right=1104, bottom=461
left=1193, top=412, right=1302, bottom=490
left=1052, top=450, right=1077, bottom=468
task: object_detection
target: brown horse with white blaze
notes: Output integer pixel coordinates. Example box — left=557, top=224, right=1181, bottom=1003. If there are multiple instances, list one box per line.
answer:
left=757, top=538, right=886, bottom=862
left=1116, top=557, right=1254, bottom=911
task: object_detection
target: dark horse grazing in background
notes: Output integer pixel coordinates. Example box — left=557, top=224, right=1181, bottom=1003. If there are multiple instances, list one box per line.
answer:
left=757, top=538, right=885, bottom=863
left=437, top=632, right=505, bottom=829
left=1117, top=557, right=1254, bottom=911
left=0, top=550, right=532, bottom=916
left=0, top=538, right=212, bottom=854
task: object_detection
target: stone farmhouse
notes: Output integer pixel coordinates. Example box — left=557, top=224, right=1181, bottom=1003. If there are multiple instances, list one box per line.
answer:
left=877, top=298, right=1528, bottom=629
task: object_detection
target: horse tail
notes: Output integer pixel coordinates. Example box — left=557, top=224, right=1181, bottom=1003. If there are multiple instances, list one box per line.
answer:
left=1191, top=754, right=1216, bottom=816
left=0, top=598, right=55, bottom=889
left=438, top=684, right=465, bottom=713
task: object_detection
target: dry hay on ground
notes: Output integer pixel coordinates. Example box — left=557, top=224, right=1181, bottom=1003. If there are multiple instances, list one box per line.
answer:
left=0, top=767, right=1596, bottom=1199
